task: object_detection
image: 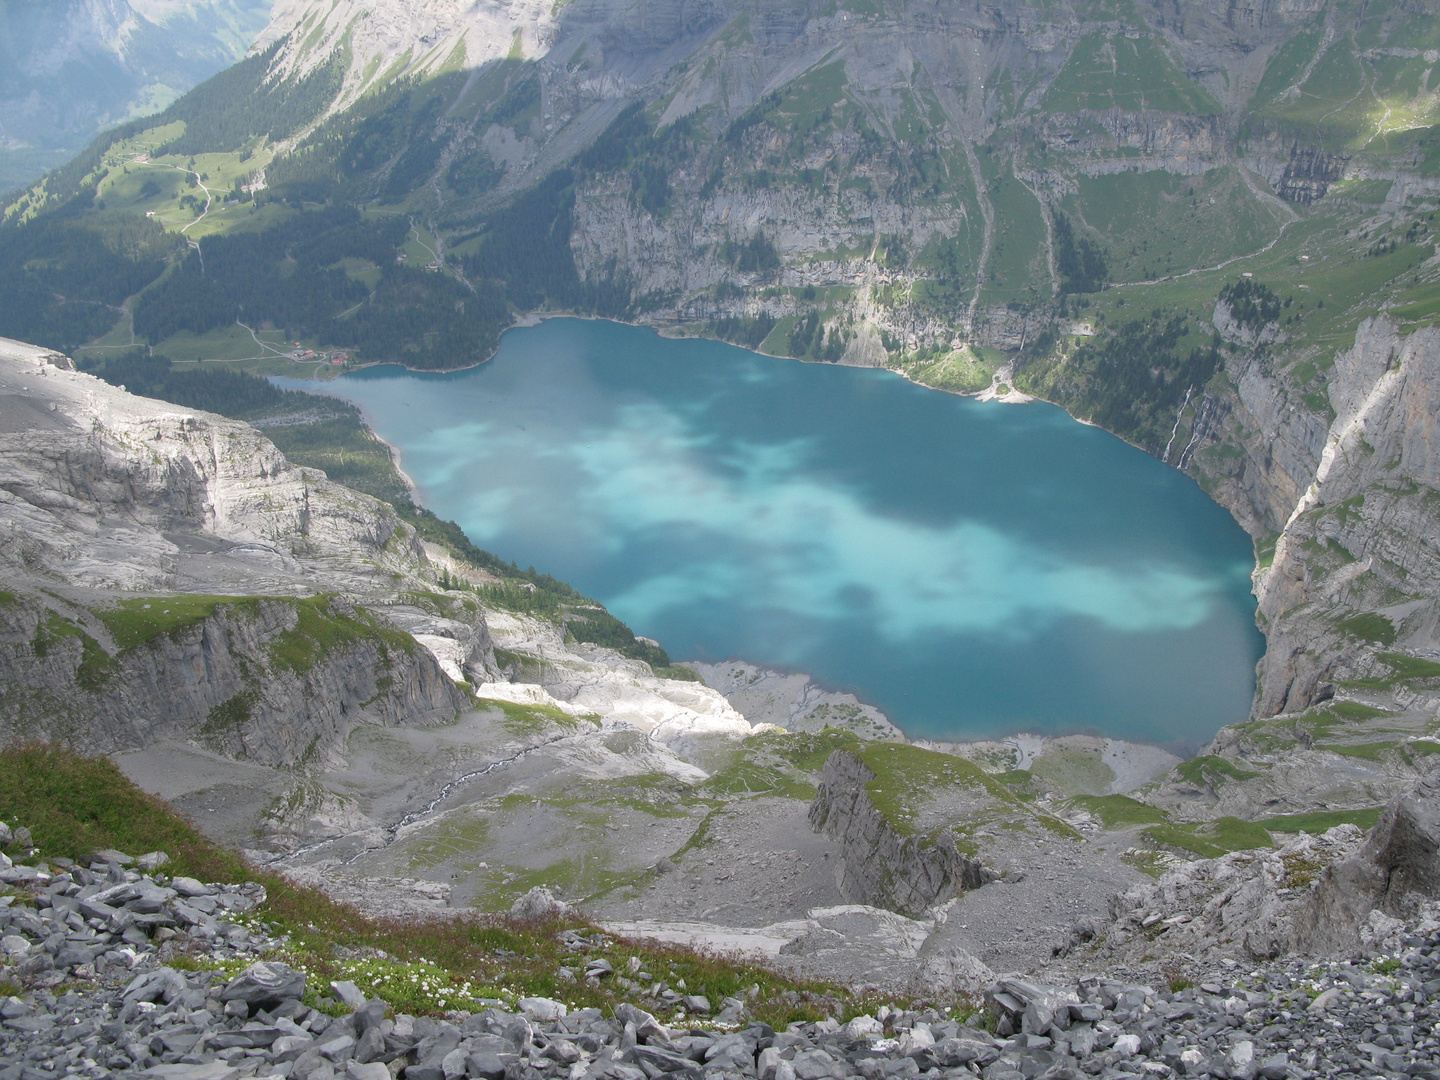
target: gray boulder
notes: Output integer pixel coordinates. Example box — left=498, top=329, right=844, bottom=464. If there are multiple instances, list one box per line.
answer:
left=219, top=961, right=307, bottom=1008
left=1299, top=766, right=1440, bottom=952
left=509, top=886, right=573, bottom=921
left=137, top=851, right=172, bottom=872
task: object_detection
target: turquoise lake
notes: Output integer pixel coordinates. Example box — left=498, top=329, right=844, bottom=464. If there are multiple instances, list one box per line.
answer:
left=288, top=318, right=1264, bottom=750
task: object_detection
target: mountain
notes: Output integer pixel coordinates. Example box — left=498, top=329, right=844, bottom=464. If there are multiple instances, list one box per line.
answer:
left=2, top=0, right=1440, bottom=836
left=0, top=0, right=275, bottom=192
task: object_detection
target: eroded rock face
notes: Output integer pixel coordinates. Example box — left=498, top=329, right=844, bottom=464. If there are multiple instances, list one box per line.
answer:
left=808, top=750, right=994, bottom=917
left=686, top=660, right=903, bottom=741
left=0, top=337, right=427, bottom=592
left=1078, top=825, right=1367, bottom=965
left=1207, top=319, right=1440, bottom=720
left=0, top=591, right=466, bottom=768
left=1300, top=767, right=1440, bottom=953
left=0, top=337, right=476, bottom=765
left=1213, top=298, right=1283, bottom=349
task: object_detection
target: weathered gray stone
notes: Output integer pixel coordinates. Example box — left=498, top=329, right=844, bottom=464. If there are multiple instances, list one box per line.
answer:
left=1300, top=768, right=1440, bottom=952
left=330, top=980, right=366, bottom=1009
left=808, top=750, right=996, bottom=916
left=218, top=961, right=306, bottom=1008
left=510, top=887, right=573, bottom=921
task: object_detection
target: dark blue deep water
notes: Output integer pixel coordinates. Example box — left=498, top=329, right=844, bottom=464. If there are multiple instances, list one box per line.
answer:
left=285, top=318, right=1263, bottom=749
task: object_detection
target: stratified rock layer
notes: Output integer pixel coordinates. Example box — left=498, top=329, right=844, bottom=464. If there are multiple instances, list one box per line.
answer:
left=808, top=750, right=994, bottom=917
left=0, top=336, right=473, bottom=766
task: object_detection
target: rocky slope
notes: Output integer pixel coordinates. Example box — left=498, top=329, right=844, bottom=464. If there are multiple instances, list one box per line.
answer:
left=5, top=808, right=1440, bottom=1080
left=1149, top=317, right=1440, bottom=823
left=0, top=335, right=472, bottom=766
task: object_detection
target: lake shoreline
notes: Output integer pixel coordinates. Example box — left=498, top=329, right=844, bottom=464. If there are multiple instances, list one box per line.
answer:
left=290, top=318, right=1262, bottom=751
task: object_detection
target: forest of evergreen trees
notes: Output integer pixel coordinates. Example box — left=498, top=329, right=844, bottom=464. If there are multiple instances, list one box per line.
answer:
left=1053, top=212, right=1109, bottom=294
left=1018, top=314, right=1220, bottom=452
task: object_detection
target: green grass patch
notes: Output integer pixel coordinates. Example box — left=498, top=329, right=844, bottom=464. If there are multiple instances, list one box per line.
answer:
left=1144, top=816, right=1273, bottom=858
left=1069, top=794, right=1169, bottom=828
left=783, top=60, right=848, bottom=124
left=270, top=595, right=416, bottom=675
left=486, top=698, right=585, bottom=736
left=1326, top=178, right=1394, bottom=204
left=1247, top=28, right=1322, bottom=114
left=856, top=743, right=1025, bottom=836
left=1029, top=746, right=1117, bottom=796
left=1256, top=531, right=1280, bottom=570
left=1337, top=611, right=1397, bottom=646
left=979, top=155, right=1047, bottom=305
left=994, top=770, right=1039, bottom=800
left=1121, top=848, right=1173, bottom=878
left=1044, top=32, right=1221, bottom=114
left=1069, top=167, right=1284, bottom=284
left=701, top=759, right=816, bottom=802
left=32, top=612, right=116, bottom=691
left=1318, top=741, right=1399, bottom=761
left=94, top=595, right=254, bottom=652
left=1260, top=807, right=1382, bottom=834
left=1175, top=755, right=1259, bottom=786
left=751, top=728, right=862, bottom=773
left=899, top=346, right=995, bottom=394
left=1327, top=700, right=1394, bottom=721
left=1380, top=652, right=1440, bottom=679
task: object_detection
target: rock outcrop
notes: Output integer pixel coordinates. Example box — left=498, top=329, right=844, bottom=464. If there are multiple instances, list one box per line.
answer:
left=1243, top=320, right=1440, bottom=718
left=808, top=750, right=995, bottom=917
left=0, top=337, right=429, bottom=594
left=0, top=591, right=466, bottom=768
left=1085, top=825, right=1368, bottom=965
left=1159, top=317, right=1440, bottom=821
left=1212, top=298, right=1283, bottom=349
left=686, top=660, right=903, bottom=742
left=0, top=336, right=479, bottom=765
left=0, top=335, right=770, bottom=783
left=1300, top=766, right=1440, bottom=953
left=1062, top=767, right=1440, bottom=968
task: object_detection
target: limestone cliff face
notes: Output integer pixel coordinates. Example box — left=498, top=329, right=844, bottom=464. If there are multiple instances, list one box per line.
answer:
left=808, top=750, right=994, bottom=917
left=1198, top=320, right=1440, bottom=717
left=0, top=336, right=484, bottom=766
left=1212, top=298, right=1284, bottom=350
left=1299, top=765, right=1440, bottom=953
left=0, top=591, right=465, bottom=768
left=0, top=338, right=427, bottom=593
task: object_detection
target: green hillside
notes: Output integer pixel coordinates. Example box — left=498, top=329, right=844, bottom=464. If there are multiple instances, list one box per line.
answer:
left=0, top=0, right=1434, bottom=455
